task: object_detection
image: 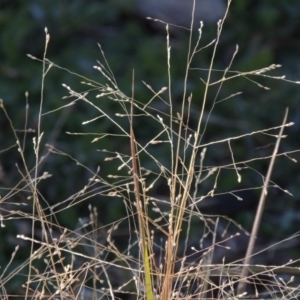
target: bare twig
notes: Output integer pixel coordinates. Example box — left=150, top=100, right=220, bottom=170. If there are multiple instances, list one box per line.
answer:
left=237, top=108, right=289, bottom=295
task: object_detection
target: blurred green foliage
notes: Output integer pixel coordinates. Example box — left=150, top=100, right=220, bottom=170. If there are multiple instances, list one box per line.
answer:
left=1, top=0, right=300, bottom=295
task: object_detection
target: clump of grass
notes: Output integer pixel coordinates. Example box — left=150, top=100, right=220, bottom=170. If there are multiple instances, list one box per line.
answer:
left=1, top=1, right=300, bottom=300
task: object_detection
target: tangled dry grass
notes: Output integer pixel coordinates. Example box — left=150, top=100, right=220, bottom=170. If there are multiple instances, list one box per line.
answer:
left=1, top=1, right=300, bottom=299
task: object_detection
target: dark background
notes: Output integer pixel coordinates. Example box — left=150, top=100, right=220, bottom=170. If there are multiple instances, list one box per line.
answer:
left=0, top=0, right=300, bottom=296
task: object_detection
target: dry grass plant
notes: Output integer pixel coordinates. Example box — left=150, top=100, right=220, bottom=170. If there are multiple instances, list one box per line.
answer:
left=1, top=0, right=300, bottom=299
